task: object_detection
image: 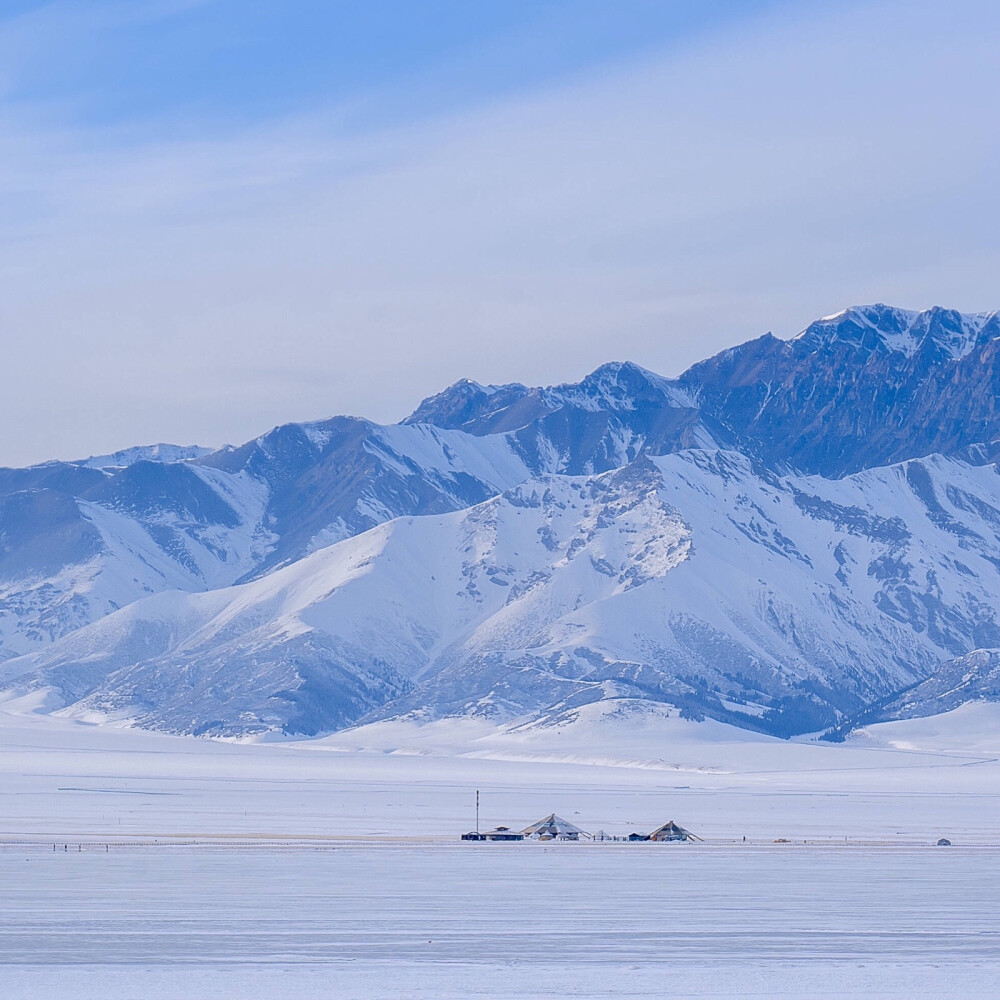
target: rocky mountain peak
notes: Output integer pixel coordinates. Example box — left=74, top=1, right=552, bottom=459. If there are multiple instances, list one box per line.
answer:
left=793, top=304, right=1000, bottom=361
left=546, top=361, right=687, bottom=412
left=404, top=378, right=541, bottom=435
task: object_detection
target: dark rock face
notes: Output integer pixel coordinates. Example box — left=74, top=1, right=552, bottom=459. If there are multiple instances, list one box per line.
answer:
left=680, top=307, right=1000, bottom=476
left=407, top=306, right=1000, bottom=478
left=0, top=490, right=102, bottom=580
left=879, top=648, right=1000, bottom=720
left=85, top=461, right=243, bottom=526
left=404, top=379, right=545, bottom=435
left=827, top=648, right=1000, bottom=737
left=199, top=416, right=512, bottom=578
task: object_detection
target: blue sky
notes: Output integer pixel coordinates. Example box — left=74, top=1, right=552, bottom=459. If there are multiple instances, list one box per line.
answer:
left=2, top=1, right=786, bottom=129
left=1, top=0, right=998, bottom=464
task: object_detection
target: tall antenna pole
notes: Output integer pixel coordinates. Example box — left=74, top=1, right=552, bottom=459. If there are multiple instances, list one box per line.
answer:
left=476, top=789, right=480, bottom=834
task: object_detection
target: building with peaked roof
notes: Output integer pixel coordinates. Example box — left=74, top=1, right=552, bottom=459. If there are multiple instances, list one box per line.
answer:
left=461, top=826, right=524, bottom=842
left=521, top=813, right=590, bottom=841
left=648, top=820, right=699, bottom=842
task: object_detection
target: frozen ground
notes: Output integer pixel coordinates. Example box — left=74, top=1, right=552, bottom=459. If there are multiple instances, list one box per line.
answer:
left=0, top=699, right=997, bottom=997
left=0, top=698, right=996, bottom=843
left=1, top=844, right=998, bottom=999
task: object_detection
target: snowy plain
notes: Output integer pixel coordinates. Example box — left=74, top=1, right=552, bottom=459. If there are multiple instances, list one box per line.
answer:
left=1, top=698, right=998, bottom=998
left=3, top=845, right=998, bottom=1000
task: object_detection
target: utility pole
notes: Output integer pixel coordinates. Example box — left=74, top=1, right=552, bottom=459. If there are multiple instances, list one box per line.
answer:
left=476, top=789, right=480, bottom=834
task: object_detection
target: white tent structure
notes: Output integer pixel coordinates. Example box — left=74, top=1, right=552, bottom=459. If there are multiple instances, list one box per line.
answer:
left=521, top=813, right=590, bottom=841
left=648, top=821, right=700, bottom=842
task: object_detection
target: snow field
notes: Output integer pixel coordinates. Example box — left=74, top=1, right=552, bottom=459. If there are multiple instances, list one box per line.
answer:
left=0, top=845, right=997, bottom=999
left=0, top=704, right=997, bottom=996
left=0, top=704, right=997, bottom=843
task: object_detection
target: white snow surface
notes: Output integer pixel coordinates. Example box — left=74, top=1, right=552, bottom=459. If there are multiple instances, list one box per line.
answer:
left=369, top=421, right=530, bottom=487
left=0, top=694, right=996, bottom=842
left=2, top=846, right=996, bottom=1000
left=0, top=701, right=997, bottom=998
left=544, top=361, right=694, bottom=412
left=72, top=442, right=215, bottom=469
left=849, top=700, right=1000, bottom=754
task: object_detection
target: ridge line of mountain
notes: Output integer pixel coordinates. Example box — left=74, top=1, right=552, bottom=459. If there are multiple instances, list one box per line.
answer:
left=2, top=303, right=1000, bottom=741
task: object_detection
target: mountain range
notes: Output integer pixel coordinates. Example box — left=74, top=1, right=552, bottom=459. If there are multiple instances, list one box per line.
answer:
left=2, top=304, right=999, bottom=739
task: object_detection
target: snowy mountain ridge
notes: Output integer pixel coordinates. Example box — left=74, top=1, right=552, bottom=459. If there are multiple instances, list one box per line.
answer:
left=74, top=443, right=217, bottom=470
left=2, top=304, right=999, bottom=737
left=797, top=304, right=1000, bottom=361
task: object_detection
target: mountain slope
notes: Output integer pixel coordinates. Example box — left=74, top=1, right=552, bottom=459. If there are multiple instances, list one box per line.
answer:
left=6, top=304, right=998, bottom=663
left=867, top=648, right=1000, bottom=723
left=6, top=448, right=1000, bottom=737
left=2, top=303, right=999, bottom=737
left=0, top=421, right=530, bottom=657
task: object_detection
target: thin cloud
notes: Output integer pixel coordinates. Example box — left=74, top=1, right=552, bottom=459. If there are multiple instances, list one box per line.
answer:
left=0, top=0, right=997, bottom=465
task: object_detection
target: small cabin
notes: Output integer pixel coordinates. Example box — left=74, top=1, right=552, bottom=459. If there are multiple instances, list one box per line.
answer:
left=484, top=826, right=524, bottom=842
left=461, top=826, right=523, bottom=842
left=628, top=832, right=650, bottom=842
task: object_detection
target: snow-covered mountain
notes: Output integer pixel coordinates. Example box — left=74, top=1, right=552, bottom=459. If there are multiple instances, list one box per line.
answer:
left=680, top=305, right=1000, bottom=477
left=4, top=450, right=1000, bottom=737
left=853, top=648, right=1000, bottom=729
left=77, top=443, right=216, bottom=470
left=2, top=304, right=999, bottom=737
left=411, top=305, right=1000, bottom=478
left=0, top=420, right=531, bottom=657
